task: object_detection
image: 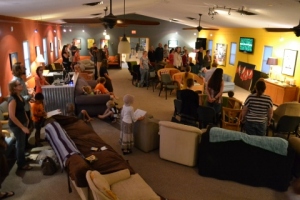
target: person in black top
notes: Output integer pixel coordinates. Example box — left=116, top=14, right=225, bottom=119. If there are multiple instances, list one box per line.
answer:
left=180, top=78, right=199, bottom=119
left=155, top=43, right=164, bottom=63
left=148, top=46, right=156, bottom=66
left=62, top=45, right=71, bottom=73
left=8, top=79, right=32, bottom=170
left=100, top=60, right=114, bottom=92
left=195, top=47, right=204, bottom=73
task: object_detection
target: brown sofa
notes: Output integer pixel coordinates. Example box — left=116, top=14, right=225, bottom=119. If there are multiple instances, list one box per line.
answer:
left=107, top=55, right=120, bottom=68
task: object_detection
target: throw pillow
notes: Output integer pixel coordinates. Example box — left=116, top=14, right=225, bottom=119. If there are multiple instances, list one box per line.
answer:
left=103, top=169, right=130, bottom=185
left=75, top=77, right=89, bottom=96
left=91, top=170, right=119, bottom=200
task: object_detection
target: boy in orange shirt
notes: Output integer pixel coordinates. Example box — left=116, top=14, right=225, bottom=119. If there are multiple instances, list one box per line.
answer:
left=31, top=93, right=47, bottom=147
left=94, top=77, right=118, bottom=99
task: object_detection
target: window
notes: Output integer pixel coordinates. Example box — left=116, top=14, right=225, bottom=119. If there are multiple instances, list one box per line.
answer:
left=22, top=41, right=31, bottom=78
left=261, top=46, right=273, bottom=74
left=43, top=38, right=48, bottom=65
left=229, top=42, right=237, bottom=65
left=54, top=36, right=58, bottom=59
left=208, top=40, right=213, bottom=52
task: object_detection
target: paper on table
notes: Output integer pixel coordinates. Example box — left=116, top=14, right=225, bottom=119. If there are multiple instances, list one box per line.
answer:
left=47, top=109, right=62, bottom=118
left=134, top=109, right=147, bottom=119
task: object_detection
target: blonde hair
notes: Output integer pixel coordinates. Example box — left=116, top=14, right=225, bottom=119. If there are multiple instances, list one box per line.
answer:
left=106, top=100, right=115, bottom=108
left=66, top=103, right=75, bottom=116
left=123, top=94, right=134, bottom=106
left=82, top=86, right=93, bottom=94
left=8, top=79, right=20, bottom=95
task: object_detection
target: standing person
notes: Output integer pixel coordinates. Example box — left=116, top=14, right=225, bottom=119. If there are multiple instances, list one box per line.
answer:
left=12, top=62, right=33, bottom=149
left=0, top=123, right=15, bottom=199
left=100, top=60, right=114, bottom=92
left=206, top=68, right=224, bottom=119
left=155, top=43, right=164, bottom=63
left=147, top=46, right=156, bottom=67
left=182, top=49, right=190, bottom=71
left=241, top=80, right=273, bottom=136
left=34, top=66, right=49, bottom=94
left=203, top=50, right=212, bottom=69
left=8, top=79, right=32, bottom=170
left=204, top=61, right=218, bottom=82
left=163, top=44, right=169, bottom=61
left=120, top=94, right=144, bottom=155
left=95, top=48, right=105, bottom=79
left=103, top=45, right=109, bottom=60
left=139, top=51, right=151, bottom=87
left=73, top=49, right=80, bottom=65
left=62, top=45, right=71, bottom=73
left=31, top=93, right=46, bottom=147
left=135, top=43, right=140, bottom=58
left=89, top=42, right=98, bottom=61
left=195, top=47, right=204, bottom=74
left=168, top=48, right=175, bottom=65
left=173, top=47, right=183, bottom=70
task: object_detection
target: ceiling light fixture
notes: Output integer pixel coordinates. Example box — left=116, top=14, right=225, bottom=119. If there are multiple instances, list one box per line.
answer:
left=208, top=5, right=256, bottom=19
left=118, top=0, right=131, bottom=54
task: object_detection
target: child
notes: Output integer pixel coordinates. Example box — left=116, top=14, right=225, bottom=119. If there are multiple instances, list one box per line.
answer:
left=97, top=100, right=117, bottom=123
left=82, top=86, right=94, bottom=95
left=119, top=94, right=144, bottom=155
left=94, top=77, right=117, bottom=99
left=66, top=103, right=93, bottom=122
left=228, top=91, right=235, bottom=98
left=31, top=93, right=47, bottom=147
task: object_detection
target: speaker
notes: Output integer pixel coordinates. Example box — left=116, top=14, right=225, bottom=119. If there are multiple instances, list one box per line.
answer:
left=195, top=38, right=207, bottom=50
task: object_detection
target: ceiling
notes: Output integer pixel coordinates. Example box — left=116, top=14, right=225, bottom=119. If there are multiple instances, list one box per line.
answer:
left=0, top=0, right=300, bottom=29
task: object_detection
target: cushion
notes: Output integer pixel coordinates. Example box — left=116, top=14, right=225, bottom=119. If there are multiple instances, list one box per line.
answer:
left=0, top=101, right=8, bottom=113
left=75, top=77, right=89, bottom=96
left=90, top=170, right=118, bottom=200
left=223, top=74, right=232, bottom=82
left=103, top=169, right=131, bottom=185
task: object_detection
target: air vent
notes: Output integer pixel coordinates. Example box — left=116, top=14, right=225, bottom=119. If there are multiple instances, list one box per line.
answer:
left=91, top=13, right=102, bottom=16
left=83, top=1, right=103, bottom=6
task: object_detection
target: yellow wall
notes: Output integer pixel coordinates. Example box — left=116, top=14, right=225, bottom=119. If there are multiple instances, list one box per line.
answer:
left=198, top=28, right=300, bottom=86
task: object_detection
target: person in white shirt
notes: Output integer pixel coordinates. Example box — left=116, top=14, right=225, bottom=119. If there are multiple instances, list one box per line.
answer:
left=173, top=47, right=182, bottom=70
left=204, top=61, right=218, bottom=82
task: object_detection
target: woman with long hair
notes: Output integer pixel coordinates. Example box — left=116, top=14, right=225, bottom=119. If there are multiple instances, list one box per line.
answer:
left=182, top=66, right=194, bottom=89
left=206, top=68, right=224, bottom=116
left=35, top=66, right=49, bottom=93
left=168, top=48, right=175, bottom=65
left=61, top=45, right=71, bottom=72
left=8, top=79, right=31, bottom=170
left=241, top=80, right=273, bottom=136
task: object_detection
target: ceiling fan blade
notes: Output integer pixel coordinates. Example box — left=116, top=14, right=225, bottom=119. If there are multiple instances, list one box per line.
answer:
left=117, top=19, right=160, bottom=25
left=182, top=27, right=218, bottom=31
left=202, top=28, right=219, bottom=30
left=236, top=10, right=256, bottom=15
left=182, top=27, right=197, bottom=30
left=265, top=28, right=294, bottom=32
left=62, top=18, right=102, bottom=24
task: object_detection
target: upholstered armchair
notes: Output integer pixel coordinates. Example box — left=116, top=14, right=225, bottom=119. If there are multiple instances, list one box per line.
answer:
left=273, top=102, right=300, bottom=123
left=86, top=169, right=160, bottom=200
left=158, top=121, right=203, bottom=167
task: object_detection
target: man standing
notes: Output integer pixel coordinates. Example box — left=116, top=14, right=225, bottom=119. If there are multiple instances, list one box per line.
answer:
left=203, top=50, right=212, bottom=69
left=11, top=62, right=33, bottom=149
left=148, top=46, right=156, bottom=67
left=89, top=42, right=98, bottom=61
left=194, top=47, right=204, bottom=74
left=155, top=43, right=164, bottom=63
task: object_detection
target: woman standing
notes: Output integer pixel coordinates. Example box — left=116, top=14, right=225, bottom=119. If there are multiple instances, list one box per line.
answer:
left=203, top=50, right=212, bottom=69
left=168, top=48, right=175, bottom=66
left=35, top=66, right=49, bottom=94
left=241, top=80, right=273, bottom=136
left=181, top=49, right=190, bottom=71
left=62, top=45, right=71, bottom=73
left=173, top=47, right=183, bottom=70
left=206, top=68, right=224, bottom=117
left=8, top=79, right=31, bottom=170
left=103, top=45, right=109, bottom=60
left=139, top=51, right=151, bottom=87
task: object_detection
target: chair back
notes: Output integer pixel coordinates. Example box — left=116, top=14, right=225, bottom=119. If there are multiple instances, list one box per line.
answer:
left=275, top=115, right=300, bottom=135
left=197, top=105, right=216, bottom=129
left=221, top=107, right=242, bottom=131
left=161, top=73, right=173, bottom=84
left=173, top=99, right=182, bottom=117
left=199, top=94, right=208, bottom=106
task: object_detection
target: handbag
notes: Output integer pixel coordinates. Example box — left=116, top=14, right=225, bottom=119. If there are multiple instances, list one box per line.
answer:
left=41, top=156, right=57, bottom=175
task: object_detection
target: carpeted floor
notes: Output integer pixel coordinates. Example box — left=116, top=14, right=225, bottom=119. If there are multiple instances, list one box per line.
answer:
left=1, top=65, right=299, bottom=200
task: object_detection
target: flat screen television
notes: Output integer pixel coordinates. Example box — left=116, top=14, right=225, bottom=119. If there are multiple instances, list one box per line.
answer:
left=239, top=37, right=254, bottom=53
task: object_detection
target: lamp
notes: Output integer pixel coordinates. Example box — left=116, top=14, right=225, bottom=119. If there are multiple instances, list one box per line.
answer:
left=36, top=54, right=45, bottom=66
left=117, top=0, right=131, bottom=54
left=267, top=57, right=278, bottom=80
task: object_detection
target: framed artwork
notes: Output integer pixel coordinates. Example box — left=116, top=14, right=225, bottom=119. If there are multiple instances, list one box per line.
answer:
left=87, top=39, right=94, bottom=49
left=35, top=46, right=40, bottom=56
left=50, top=42, right=53, bottom=52
left=282, top=49, right=298, bottom=76
left=74, top=39, right=81, bottom=50
left=216, top=43, right=227, bottom=66
left=9, top=52, right=18, bottom=70
left=234, top=61, right=256, bottom=91
left=100, top=39, right=108, bottom=48
left=168, top=40, right=178, bottom=48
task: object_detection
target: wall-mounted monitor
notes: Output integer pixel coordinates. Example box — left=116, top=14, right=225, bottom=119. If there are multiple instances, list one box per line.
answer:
left=239, top=37, right=254, bottom=54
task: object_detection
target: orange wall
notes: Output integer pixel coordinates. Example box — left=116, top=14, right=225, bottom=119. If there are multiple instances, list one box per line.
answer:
left=0, top=15, right=62, bottom=100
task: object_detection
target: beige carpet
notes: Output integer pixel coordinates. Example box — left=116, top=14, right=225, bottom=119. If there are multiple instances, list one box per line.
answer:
left=1, top=66, right=299, bottom=200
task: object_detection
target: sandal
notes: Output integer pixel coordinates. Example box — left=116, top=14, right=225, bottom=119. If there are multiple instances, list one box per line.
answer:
left=18, top=164, right=32, bottom=171
left=0, top=191, right=15, bottom=199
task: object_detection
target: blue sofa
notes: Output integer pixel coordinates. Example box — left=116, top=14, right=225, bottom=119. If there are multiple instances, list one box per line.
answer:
left=223, top=74, right=235, bottom=92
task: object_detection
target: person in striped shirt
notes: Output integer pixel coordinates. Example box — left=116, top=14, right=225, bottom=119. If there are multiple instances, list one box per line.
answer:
left=241, top=80, right=273, bottom=136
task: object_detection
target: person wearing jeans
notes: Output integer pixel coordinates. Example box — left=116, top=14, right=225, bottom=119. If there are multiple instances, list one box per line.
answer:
left=139, top=51, right=151, bottom=87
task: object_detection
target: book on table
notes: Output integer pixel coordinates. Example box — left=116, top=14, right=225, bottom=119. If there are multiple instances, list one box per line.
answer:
left=134, top=109, right=147, bottom=119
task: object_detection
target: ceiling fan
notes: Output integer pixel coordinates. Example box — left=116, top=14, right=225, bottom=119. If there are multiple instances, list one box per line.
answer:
left=265, top=20, right=300, bottom=37
left=62, top=0, right=160, bottom=29
left=182, top=14, right=218, bottom=32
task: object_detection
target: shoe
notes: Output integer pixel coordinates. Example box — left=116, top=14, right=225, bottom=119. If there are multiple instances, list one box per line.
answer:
left=18, top=164, right=32, bottom=171
left=0, top=191, right=15, bottom=199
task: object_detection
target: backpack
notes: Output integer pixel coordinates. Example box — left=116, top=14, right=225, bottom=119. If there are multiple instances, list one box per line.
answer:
left=41, top=156, right=57, bottom=175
